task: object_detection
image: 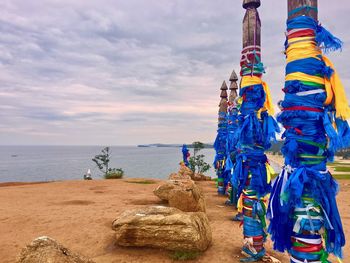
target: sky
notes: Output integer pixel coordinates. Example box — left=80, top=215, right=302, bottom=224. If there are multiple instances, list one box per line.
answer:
left=0, top=0, right=349, bottom=145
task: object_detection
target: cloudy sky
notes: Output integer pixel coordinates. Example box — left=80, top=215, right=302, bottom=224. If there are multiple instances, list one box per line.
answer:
left=1, top=0, right=349, bottom=145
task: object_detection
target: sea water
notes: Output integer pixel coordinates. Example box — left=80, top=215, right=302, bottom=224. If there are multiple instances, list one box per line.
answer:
left=0, top=146, right=281, bottom=183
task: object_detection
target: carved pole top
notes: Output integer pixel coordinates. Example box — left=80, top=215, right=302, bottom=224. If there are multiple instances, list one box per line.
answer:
left=243, top=0, right=261, bottom=9
left=220, top=90, right=228, bottom=99
left=220, top=80, right=228, bottom=91
left=229, top=81, right=238, bottom=91
left=229, top=70, right=238, bottom=82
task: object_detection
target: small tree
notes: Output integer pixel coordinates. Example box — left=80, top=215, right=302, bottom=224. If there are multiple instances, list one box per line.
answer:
left=92, top=147, right=110, bottom=175
left=188, top=141, right=210, bottom=174
left=192, top=141, right=204, bottom=158
left=92, top=147, right=124, bottom=179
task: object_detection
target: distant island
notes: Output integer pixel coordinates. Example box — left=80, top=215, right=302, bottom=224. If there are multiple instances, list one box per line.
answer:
left=137, top=143, right=214, bottom=148
left=136, top=141, right=350, bottom=159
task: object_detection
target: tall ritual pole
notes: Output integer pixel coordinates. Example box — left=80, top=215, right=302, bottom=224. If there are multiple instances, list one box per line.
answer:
left=214, top=81, right=228, bottom=195
left=233, top=0, right=279, bottom=261
left=268, top=0, right=350, bottom=262
left=225, top=70, right=240, bottom=206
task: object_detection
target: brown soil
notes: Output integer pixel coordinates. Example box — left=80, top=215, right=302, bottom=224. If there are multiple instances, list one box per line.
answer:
left=0, top=179, right=349, bottom=262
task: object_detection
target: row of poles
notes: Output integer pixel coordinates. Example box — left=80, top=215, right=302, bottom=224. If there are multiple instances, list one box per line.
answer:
left=213, top=0, right=349, bottom=262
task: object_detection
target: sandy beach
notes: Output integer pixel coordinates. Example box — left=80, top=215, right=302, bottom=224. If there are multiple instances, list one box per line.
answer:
left=0, top=178, right=349, bottom=263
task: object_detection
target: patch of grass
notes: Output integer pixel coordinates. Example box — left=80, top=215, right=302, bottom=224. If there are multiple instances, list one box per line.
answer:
left=125, top=179, right=157, bottom=184
left=329, top=162, right=350, bottom=167
left=169, top=251, right=202, bottom=261
left=333, top=174, right=350, bottom=180
left=333, top=166, right=350, bottom=172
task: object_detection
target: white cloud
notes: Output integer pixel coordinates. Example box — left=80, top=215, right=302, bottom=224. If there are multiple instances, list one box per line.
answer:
left=0, top=0, right=349, bottom=145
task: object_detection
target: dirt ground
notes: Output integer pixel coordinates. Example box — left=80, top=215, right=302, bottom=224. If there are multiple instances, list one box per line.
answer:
left=0, top=178, right=349, bottom=262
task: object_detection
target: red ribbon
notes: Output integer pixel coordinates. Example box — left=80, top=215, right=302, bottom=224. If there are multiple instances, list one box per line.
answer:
left=282, top=106, right=323, bottom=112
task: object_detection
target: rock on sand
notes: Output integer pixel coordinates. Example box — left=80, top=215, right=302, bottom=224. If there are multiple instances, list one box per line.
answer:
left=112, top=206, right=212, bottom=252
left=153, top=179, right=206, bottom=212
left=17, top=236, right=95, bottom=263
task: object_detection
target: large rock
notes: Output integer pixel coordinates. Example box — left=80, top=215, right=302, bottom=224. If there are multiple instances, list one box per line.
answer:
left=178, top=165, right=194, bottom=178
left=153, top=180, right=206, bottom=212
left=17, top=236, right=95, bottom=263
left=168, top=172, right=191, bottom=180
left=112, top=206, right=212, bottom=251
left=169, top=163, right=211, bottom=181
left=192, top=173, right=212, bottom=181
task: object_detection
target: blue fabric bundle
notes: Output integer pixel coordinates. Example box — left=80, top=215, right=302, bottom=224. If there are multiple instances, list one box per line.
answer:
left=214, top=111, right=228, bottom=194
left=231, top=83, right=279, bottom=201
left=287, top=16, right=343, bottom=52
left=181, top=144, right=189, bottom=166
left=224, top=107, right=240, bottom=194
left=286, top=57, right=333, bottom=79
left=233, top=150, right=270, bottom=199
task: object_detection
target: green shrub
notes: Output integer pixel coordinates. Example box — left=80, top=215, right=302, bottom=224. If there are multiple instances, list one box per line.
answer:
left=188, top=141, right=210, bottom=174
left=105, top=168, right=124, bottom=179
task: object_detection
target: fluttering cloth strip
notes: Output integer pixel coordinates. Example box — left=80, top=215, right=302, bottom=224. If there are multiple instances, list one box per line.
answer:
left=233, top=63, right=279, bottom=260
left=214, top=111, right=228, bottom=194
left=267, top=15, right=350, bottom=261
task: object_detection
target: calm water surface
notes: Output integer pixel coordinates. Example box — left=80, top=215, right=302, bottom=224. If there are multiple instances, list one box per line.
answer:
left=0, top=146, right=281, bottom=182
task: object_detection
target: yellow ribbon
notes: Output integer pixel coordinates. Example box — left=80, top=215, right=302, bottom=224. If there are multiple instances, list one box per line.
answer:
left=286, top=37, right=321, bottom=63
left=286, top=38, right=350, bottom=120
left=237, top=194, right=243, bottom=213
left=322, top=56, right=350, bottom=120
left=285, top=72, right=325, bottom=85
left=241, top=76, right=275, bottom=115
left=266, top=163, right=275, bottom=184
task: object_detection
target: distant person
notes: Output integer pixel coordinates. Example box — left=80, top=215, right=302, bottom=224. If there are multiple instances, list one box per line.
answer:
left=84, top=169, right=92, bottom=180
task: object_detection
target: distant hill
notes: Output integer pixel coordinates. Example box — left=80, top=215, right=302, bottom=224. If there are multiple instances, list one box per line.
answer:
left=137, top=143, right=213, bottom=148
left=137, top=144, right=182, bottom=148
left=137, top=141, right=350, bottom=159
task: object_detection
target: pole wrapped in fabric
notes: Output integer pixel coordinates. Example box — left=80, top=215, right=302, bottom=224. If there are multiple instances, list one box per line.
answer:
left=234, top=1, right=280, bottom=261
left=225, top=70, right=240, bottom=205
left=182, top=144, right=190, bottom=167
left=267, top=3, right=350, bottom=262
left=214, top=81, right=229, bottom=195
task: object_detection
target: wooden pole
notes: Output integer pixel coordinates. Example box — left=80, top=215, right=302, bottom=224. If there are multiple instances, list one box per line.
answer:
left=288, top=0, right=317, bottom=20
left=229, top=70, right=238, bottom=103
left=241, top=0, right=262, bottom=77
left=219, top=81, right=228, bottom=116
left=215, top=81, right=228, bottom=195
left=242, top=0, right=261, bottom=49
